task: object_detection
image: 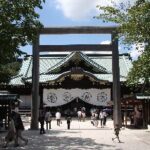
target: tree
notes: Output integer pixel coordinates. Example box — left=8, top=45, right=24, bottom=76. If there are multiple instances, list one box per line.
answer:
left=96, top=0, right=150, bottom=93
left=0, top=61, right=21, bottom=83
left=0, top=0, right=45, bottom=83
left=127, top=45, right=150, bottom=93
left=96, top=0, right=150, bottom=44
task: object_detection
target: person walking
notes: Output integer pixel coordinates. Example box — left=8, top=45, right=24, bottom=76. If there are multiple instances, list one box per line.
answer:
left=55, top=111, right=61, bottom=126
left=39, top=108, right=46, bottom=134
left=77, top=110, right=82, bottom=122
left=81, top=111, right=86, bottom=122
left=2, top=116, right=16, bottom=148
left=103, top=111, right=107, bottom=126
left=91, top=110, right=99, bottom=127
left=99, top=110, right=104, bottom=128
left=66, top=117, right=72, bottom=129
left=90, top=112, right=95, bottom=126
left=11, top=107, right=28, bottom=147
left=45, top=110, right=52, bottom=130
left=66, top=112, right=72, bottom=130
left=112, top=124, right=121, bottom=143
left=94, top=110, right=99, bottom=127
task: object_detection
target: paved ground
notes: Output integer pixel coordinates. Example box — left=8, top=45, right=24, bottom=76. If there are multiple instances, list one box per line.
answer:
left=1, top=118, right=150, bottom=150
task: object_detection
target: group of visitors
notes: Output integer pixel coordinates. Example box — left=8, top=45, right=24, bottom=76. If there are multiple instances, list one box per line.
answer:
left=38, top=108, right=73, bottom=133
left=38, top=108, right=53, bottom=134
left=91, top=109, right=108, bottom=128
left=2, top=105, right=123, bottom=148
left=3, top=105, right=28, bottom=148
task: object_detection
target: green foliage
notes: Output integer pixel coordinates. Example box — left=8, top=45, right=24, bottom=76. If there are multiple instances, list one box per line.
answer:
left=96, top=0, right=150, bottom=44
left=126, top=45, right=150, bottom=92
left=0, top=61, right=21, bottom=83
left=96, top=0, right=150, bottom=92
left=0, top=0, right=45, bottom=83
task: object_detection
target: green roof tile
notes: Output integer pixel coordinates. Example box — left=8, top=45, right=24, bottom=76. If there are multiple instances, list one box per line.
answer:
left=45, top=52, right=109, bottom=74
left=9, top=52, right=132, bottom=85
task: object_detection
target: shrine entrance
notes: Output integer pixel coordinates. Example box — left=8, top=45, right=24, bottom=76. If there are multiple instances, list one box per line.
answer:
left=43, top=88, right=111, bottom=117
left=31, top=26, right=121, bottom=129
left=59, top=97, right=111, bottom=117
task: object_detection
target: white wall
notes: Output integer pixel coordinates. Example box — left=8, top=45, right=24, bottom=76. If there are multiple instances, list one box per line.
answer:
left=20, top=95, right=32, bottom=108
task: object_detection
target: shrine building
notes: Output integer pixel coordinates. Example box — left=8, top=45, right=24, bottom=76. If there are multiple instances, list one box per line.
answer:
left=7, top=51, right=132, bottom=115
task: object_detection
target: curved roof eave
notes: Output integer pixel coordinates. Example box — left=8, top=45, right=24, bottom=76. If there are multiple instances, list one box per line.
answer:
left=45, top=51, right=109, bottom=74
left=9, top=74, right=25, bottom=86
left=52, top=70, right=109, bottom=83
left=24, top=70, right=110, bottom=83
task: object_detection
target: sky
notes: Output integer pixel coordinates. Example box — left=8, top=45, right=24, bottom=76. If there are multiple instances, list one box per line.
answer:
left=21, top=0, right=140, bottom=59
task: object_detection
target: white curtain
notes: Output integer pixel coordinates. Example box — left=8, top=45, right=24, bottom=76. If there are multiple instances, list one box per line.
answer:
left=43, top=88, right=111, bottom=107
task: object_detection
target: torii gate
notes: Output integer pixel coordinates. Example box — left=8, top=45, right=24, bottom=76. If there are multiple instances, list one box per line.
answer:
left=31, top=26, right=121, bottom=129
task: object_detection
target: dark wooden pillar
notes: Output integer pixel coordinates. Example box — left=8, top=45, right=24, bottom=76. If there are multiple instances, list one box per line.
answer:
left=148, top=100, right=150, bottom=125
left=145, top=100, right=148, bottom=128
left=125, top=104, right=127, bottom=127
left=112, top=33, right=122, bottom=127
left=40, top=87, right=43, bottom=109
left=31, top=35, right=39, bottom=130
left=142, top=100, right=148, bottom=129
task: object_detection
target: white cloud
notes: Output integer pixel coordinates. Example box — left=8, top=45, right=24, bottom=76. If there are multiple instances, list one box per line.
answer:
left=54, top=0, right=137, bottom=20
left=83, top=40, right=111, bottom=54
left=100, top=40, right=111, bottom=44
left=130, top=50, right=142, bottom=60
left=129, top=43, right=145, bottom=60
left=55, top=0, right=100, bottom=20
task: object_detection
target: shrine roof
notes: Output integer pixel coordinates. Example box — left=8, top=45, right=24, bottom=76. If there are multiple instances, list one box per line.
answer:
left=9, top=52, right=132, bottom=85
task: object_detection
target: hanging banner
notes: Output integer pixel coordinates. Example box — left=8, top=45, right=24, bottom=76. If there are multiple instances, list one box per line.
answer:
left=43, top=88, right=111, bottom=107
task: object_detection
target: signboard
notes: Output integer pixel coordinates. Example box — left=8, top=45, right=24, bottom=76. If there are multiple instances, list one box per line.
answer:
left=43, top=88, right=111, bottom=107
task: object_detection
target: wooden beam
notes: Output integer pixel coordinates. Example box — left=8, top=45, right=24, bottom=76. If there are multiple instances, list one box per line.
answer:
left=40, top=26, right=117, bottom=34
left=39, top=44, right=113, bottom=52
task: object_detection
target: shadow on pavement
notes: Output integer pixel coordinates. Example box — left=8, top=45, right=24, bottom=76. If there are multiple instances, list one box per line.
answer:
left=1, top=129, right=120, bottom=150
